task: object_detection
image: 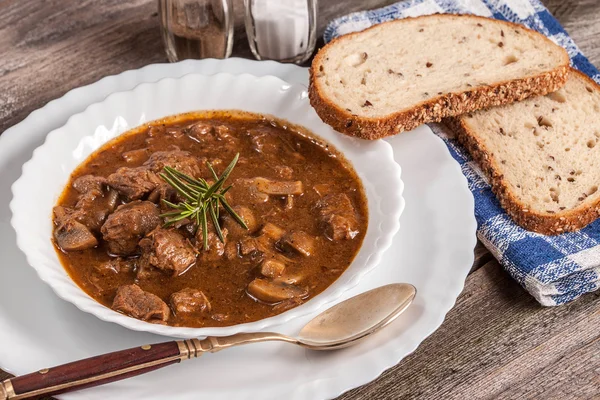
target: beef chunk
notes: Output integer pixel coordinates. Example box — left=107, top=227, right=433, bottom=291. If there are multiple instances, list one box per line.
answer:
left=274, top=165, right=294, bottom=179
left=53, top=209, right=98, bottom=251
left=135, top=263, right=163, bottom=281
left=247, top=278, right=307, bottom=304
left=250, top=131, right=281, bottom=154
left=222, top=205, right=257, bottom=235
left=139, top=228, right=197, bottom=276
left=188, top=122, right=213, bottom=138
left=223, top=241, right=239, bottom=260
left=74, top=188, right=120, bottom=232
left=66, top=175, right=120, bottom=232
left=312, top=184, right=332, bottom=197
left=214, top=125, right=234, bottom=141
left=53, top=205, right=74, bottom=224
left=239, top=237, right=260, bottom=256
left=277, top=231, right=315, bottom=257
left=147, top=183, right=176, bottom=205
left=112, top=284, right=169, bottom=322
left=94, top=258, right=135, bottom=275
left=196, top=227, right=228, bottom=262
left=72, top=175, right=107, bottom=194
left=239, top=233, right=271, bottom=257
left=317, top=193, right=359, bottom=240
left=212, top=313, right=229, bottom=322
left=122, top=148, right=150, bottom=164
left=188, top=123, right=237, bottom=148
left=238, top=224, right=289, bottom=265
left=101, top=201, right=161, bottom=255
left=107, top=167, right=161, bottom=200
left=143, top=150, right=201, bottom=178
left=170, top=288, right=211, bottom=314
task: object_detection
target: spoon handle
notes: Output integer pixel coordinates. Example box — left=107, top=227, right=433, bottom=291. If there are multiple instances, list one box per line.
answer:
left=0, top=340, right=203, bottom=400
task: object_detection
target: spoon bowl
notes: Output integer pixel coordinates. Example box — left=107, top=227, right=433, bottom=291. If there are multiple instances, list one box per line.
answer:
left=297, top=283, right=416, bottom=349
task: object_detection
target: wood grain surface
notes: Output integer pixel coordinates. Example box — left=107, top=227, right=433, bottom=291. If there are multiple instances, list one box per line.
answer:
left=1, top=0, right=599, bottom=399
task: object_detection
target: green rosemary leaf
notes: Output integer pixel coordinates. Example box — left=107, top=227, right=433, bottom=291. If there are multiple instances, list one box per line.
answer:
left=159, top=210, right=186, bottom=218
left=219, top=153, right=239, bottom=182
left=220, top=185, right=233, bottom=195
left=203, top=178, right=224, bottom=200
left=160, top=153, right=245, bottom=245
left=164, top=166, right=208, bottom=189
left=206, top=161, right=219, bottom=181
left=214, top=197, right=220, bottom=219
left=159, top=173, right=196, bottom=202
left=194, top=208, right=201, bottom=235
left=208, top=203, right=224, bottom=243
left=221, top=199, right=248, bottom=230
left=197, top=177, right=209, bottom=188
left=161, top=199, right=187, bottom=210
left=164, top=212, right=194, bottom=226
left=201, top=206, right=208, bottom=251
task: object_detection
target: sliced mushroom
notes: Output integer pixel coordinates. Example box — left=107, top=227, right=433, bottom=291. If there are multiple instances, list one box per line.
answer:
left=260, top=223, right=286, bottom=241
left=247, top=278, right=307, bottom=304
left=277, top=231, right=315, bottom=257
left=234, top=179, right=270, bottom=203
left=54, top=215, right=98, bottom=251
left=260, top=259, right=286, bottom=278
left=252, top=177, right=303, bottom=196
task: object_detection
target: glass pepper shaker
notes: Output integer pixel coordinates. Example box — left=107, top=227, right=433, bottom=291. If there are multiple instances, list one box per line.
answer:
left=158, top=0, right=234, bottom=61
left=244, top=0, right=317, bottom=64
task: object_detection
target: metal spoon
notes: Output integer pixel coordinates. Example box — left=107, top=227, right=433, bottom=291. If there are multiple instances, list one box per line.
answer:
left=0, top=283, right=416, bottom=400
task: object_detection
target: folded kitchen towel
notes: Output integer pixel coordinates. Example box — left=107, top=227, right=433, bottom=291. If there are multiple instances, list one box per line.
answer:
left=324, top=0, right=600, bottom=306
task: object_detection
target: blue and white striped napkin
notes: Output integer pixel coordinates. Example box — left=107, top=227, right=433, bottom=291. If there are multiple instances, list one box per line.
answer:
left=324, top=0, right=600, bottom=306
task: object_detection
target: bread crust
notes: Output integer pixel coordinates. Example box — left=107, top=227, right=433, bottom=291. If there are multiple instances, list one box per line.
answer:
left=445, top=69, right=600, bottom=235
left=309, top=14, right=571, bottom=141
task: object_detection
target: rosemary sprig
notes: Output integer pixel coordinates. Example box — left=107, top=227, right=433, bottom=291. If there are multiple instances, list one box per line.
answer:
left=159, top=153, right=248, bottom=250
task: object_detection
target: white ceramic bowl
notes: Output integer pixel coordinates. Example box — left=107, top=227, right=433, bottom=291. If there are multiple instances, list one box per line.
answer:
left=10, top=73, right=404, bottom=339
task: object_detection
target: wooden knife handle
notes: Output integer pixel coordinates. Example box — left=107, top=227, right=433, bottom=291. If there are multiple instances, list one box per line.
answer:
left=0, top=339, right=203, bottom=400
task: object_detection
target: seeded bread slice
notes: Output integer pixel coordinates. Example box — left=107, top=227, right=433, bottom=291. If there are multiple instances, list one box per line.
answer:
left=309, top=14, right=570, bottom=140
left=445, top=69, right=600, bottom=235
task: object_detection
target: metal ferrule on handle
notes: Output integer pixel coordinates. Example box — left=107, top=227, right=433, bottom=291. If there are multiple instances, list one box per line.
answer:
left=1, top=380, right=14, bottom=400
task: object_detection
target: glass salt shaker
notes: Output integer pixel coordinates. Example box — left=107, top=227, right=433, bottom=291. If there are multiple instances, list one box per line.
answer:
left=158, top=0, right=234, bottom=61
left=244, top=0, right=317, bottom=64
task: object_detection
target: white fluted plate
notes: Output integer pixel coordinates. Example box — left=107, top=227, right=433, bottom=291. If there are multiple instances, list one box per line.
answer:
left=0, top=58, right=476, bottom=400
left=10, top=72, right=403, bottom=339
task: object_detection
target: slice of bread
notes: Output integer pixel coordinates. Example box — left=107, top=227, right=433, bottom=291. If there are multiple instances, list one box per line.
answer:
left=445, top=69, right=600, bottom=235
left=309, top=14, right=570, bottom=140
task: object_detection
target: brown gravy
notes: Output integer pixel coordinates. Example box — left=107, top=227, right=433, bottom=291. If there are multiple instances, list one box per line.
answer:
left=53, top=110, right=368, bottom=328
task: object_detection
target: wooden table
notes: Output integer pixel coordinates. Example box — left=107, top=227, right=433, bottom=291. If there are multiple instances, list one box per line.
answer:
left=1, top=0, right=599, bottom=398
